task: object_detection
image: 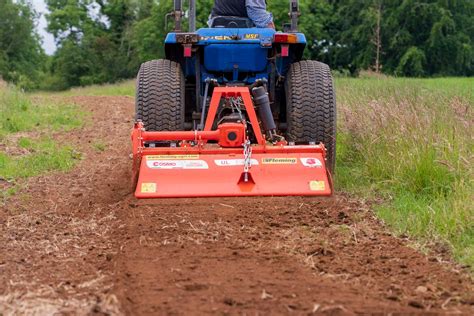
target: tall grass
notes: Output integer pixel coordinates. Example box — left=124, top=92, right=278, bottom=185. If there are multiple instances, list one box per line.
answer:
left=336, top=77, right=473, bottom=267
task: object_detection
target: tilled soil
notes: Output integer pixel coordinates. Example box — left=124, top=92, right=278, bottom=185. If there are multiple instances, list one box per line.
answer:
left=0, top=96, right=472, bottom=315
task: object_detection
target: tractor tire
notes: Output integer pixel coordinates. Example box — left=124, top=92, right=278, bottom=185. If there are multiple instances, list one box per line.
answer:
left=136, top=59, right=185, bottom=131
left=285, top=60, right=337, bottom=173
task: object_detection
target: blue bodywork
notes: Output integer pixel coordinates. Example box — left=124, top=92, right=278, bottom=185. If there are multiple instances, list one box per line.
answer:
left=165, top=28, right=306, bottom=85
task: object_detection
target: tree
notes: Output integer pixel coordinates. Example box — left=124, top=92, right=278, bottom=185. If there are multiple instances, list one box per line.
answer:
left=0, top=0, right=46, bottom=89
left=325, top=0, right=473, bottom=76
left=373, top=0, right=382, bottom=73
left=46, top=0, right=99, bottom=42
left=396, top=46, right=426, bottom=77
left=130, top=1, right=172, bottom=62
left=45, top=0, right=139, bottom=89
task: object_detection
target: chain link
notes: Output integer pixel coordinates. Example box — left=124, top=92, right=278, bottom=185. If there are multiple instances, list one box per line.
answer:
left=243, top=139, right=252, bottom=182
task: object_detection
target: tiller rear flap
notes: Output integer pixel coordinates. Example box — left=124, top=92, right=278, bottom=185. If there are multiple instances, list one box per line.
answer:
left=131, top=87, right=332, bottom=198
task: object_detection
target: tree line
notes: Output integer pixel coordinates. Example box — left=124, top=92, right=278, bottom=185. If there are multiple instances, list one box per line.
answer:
left=0, top=0, right=473, bottom=90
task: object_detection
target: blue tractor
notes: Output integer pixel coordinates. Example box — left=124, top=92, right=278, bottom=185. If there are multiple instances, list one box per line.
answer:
left=135, top=0, right=336, bottom=173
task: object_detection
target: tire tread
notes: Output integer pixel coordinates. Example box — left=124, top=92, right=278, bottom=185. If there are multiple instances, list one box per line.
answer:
left=136, top=59, right=185, bottom=131
left=285, top=60, right=337, bottom=172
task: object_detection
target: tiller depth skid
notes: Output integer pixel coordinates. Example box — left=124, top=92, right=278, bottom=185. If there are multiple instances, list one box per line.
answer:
left=131, top=87, right=332, bottom=198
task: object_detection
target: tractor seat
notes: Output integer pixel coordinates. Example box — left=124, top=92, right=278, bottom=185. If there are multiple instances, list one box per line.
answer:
left=210, top=16, right=255, bottom=28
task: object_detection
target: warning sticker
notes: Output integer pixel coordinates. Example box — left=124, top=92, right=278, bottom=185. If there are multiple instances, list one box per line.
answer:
left=301, top=158, right=323, bottom=168
left=141, top=183, right=157, bottom=193
left=146, top=155, right=199, bottom=160
left=146, top=159, right=209, bottom=169
left=214, top=159, right=259, bottom=166
left=262, top=158, right=297, bottom=164
left=309, top=181, right=326, bottom=191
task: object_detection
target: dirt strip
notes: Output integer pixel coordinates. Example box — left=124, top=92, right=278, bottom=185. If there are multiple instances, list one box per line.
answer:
left=1, top=96, right=472, bottom=315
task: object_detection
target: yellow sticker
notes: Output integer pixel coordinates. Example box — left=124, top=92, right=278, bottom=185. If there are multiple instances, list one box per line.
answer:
left=309, top=181, right=326, bottom=191
left=141, top=183, right=157, bottom=193
left=244, top=34, right=259, bottom=39
left=262, top=158, right=297, bottom=164
left=146, top=155, right=199, bottom=160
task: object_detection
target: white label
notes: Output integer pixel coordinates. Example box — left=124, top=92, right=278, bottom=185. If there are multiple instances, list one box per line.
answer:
left=300, top=158, right=323, bottom=168
left=146, top=160, right=209, bottom=169
left=214, top=159, right=259, bottom=166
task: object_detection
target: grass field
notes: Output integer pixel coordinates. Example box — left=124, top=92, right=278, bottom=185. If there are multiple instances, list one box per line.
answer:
left=47, top=76, right=473, bottom=268
left=0, top=83, right=84, bottom=197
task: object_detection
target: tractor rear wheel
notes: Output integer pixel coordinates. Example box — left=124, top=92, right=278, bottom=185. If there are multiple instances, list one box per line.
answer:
left=136, top=59, right=185, bottom=131
left=285, top=60, right=337, bottom=173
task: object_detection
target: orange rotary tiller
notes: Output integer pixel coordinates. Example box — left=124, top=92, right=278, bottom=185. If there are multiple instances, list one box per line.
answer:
left=131, top=87, right=332, bottom=198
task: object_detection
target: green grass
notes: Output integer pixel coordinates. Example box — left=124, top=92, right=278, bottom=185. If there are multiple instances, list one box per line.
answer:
left=0, top=138, right=81, bottom=179
left=92, top=140, right=107, bottom=152
left=0, top=84, right=84, bottom=186
left=335, top=77, right=473, bottom=268
left=1, top=85, right=83, bottom=139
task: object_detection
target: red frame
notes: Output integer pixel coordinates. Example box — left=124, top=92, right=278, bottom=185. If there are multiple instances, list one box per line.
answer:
left=132, top=86, right=328, bottom=157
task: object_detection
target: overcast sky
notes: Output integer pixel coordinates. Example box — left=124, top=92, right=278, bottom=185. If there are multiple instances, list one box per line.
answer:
left=31, top=0, right=56, bottom=55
